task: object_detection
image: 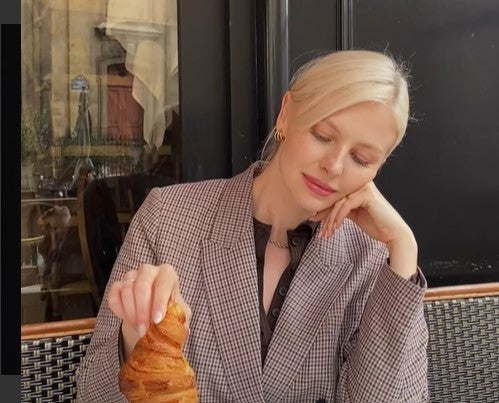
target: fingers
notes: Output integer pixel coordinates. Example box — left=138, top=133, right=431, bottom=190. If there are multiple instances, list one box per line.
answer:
left=108, top=281, right=127, bottom=321
left=334, top=194, right=361, bottom=229
left=154, top=269, right=192, bottom=334
left=320, top=191, right=369, bottom=239
left=108, top=270, right=138, bottom=322
left=120, top=277, right=139, bottom=331
left=319, top=181, right=404, bottom=244
left=309, top=209, right=329, bottom=222
left=150, top=264, right=179, bottom=325
left=133, top=265, right=159, bottom=335
left=320, top=196, right=349, bottom=238
left=107, top=263, right=190, bottom=338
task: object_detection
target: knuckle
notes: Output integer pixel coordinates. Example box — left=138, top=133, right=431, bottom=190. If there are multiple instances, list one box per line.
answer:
left=133, top=281, right=149, bottom=296
left=127, top=268, right=139, bottom=277
left=109, top=281, right=121, bottom=292
left=107, top=293, right=117, bottom=309
left=137, top=263, right=151, bottom=272
left=164, top=265, right=179, bottom=281
left=135, top=310, right=148, bottom=325
left=138, top=263, right=159, bottom=274
left=107, top=295, right=121, bottom=316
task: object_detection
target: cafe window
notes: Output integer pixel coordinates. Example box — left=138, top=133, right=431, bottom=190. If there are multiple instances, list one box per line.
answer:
left=21, top=0, right=180, bottom=325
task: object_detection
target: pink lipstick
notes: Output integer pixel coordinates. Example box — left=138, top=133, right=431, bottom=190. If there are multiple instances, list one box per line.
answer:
left=302, top=174, right=335, bottom=197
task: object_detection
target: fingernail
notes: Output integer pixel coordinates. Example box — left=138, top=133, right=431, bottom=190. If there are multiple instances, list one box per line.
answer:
left=137, top=324, right=147, bottom=337
left=153, top=311, right=163, bottom=324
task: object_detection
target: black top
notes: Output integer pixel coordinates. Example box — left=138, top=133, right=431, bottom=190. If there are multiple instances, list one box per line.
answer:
left=253, top=218, right=318, bottom=366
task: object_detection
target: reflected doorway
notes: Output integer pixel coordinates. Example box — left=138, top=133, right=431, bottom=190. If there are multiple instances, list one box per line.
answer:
left=107, top=63, right=144, bottom=141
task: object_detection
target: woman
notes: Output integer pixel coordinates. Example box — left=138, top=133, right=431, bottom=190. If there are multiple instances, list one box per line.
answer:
left=76, top=50, right=429, bottom=402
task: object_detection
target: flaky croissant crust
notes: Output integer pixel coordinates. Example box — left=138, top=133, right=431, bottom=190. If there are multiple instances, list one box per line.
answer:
left=119, top=303, right=199, bottom=403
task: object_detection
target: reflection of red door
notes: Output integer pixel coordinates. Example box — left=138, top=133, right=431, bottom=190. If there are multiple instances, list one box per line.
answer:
left=107, top=65, right=143, bottom=141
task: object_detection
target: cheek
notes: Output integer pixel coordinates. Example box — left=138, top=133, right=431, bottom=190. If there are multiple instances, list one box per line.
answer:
left=284, top=133, right=322, bottom=161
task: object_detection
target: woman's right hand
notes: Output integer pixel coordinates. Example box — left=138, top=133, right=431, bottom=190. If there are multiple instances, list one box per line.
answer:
left=108, top=263, right=191, bottom=338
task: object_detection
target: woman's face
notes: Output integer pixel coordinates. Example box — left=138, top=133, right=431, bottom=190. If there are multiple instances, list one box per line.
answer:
left=274, top=98, right=398, bottom=215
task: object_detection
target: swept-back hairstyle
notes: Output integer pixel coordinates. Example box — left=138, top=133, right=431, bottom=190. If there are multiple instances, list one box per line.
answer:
left=261, top=50, right=410, bottom=161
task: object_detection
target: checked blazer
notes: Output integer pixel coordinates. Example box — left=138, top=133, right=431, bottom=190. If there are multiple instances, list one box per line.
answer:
left=76, top=162, right=429, bottom=403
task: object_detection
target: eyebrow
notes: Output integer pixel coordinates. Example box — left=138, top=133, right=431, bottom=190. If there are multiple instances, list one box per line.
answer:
left=320, top=120, right=385, bottom=155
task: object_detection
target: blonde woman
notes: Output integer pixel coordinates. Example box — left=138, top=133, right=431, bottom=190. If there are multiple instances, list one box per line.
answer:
left=77, top=50, right=428, bottom=402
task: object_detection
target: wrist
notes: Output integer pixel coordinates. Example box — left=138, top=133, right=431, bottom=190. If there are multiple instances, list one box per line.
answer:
left=386, top=230, right=418, bottom=280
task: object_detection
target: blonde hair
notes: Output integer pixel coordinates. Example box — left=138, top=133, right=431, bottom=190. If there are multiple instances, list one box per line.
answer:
left=261, top=50, right=410, bottom=161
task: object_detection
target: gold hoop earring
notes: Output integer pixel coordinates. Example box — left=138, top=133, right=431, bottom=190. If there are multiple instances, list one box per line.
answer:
left=273, top=128, right=285, bottom=142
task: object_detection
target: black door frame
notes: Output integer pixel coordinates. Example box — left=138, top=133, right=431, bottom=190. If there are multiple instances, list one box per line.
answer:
left=177, top=0, right=351, bottom=182
left=177, top=0, right=259, bottom=181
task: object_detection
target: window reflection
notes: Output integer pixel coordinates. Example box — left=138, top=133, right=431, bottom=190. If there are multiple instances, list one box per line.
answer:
left=21, top=0, right=179, bottom=325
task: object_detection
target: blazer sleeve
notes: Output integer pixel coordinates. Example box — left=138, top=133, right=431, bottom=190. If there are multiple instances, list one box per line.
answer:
left=335, top=260, right=429, bottom=403
left=75, top=188, right=163, bottom=402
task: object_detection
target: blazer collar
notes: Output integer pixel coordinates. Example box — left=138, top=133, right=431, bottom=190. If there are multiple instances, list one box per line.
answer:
left=200, top=162, right=265, bottom=402
left=207, top=161, right=264, bottom=249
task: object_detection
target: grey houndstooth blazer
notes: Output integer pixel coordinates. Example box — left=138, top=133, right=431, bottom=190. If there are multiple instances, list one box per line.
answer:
left=76, top=162, right=429, bottom=403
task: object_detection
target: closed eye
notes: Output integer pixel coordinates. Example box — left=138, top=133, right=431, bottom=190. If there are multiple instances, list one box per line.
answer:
left=311, top=130, right=331, bottom=143
left=351, top=153, right=370, bottom=167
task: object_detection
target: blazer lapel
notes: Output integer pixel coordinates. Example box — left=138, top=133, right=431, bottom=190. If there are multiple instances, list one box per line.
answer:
left=262, top=228, right=354, bottom=403
left=200, top=165, right=265, bottom=402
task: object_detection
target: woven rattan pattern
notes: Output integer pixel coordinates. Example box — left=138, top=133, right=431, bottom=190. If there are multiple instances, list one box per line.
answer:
left=21, top=333, right=92, bottom=402
left=425, top=296, right=499, bottom=402
left=20, top=297, right=498, bottom=402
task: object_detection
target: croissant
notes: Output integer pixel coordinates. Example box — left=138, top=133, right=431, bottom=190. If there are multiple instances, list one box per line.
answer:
left=119, top=302, right=199, bottom=402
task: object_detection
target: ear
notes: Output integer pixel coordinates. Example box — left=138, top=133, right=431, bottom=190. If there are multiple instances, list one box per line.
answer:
left=275, top=91, right=292, bottom=129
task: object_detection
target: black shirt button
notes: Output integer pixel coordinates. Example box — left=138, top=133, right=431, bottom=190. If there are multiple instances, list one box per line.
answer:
left=291, top=237, right=300, bottom=246
left=278, top=286, right=287, bottom=296
left=271, top=308, right=280, bottom=317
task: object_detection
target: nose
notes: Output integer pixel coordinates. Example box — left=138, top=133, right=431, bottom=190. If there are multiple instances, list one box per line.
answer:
left=320, top=148, right=345, bottom=177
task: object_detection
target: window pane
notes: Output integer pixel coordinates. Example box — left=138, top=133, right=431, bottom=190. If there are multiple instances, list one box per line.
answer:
left=21, top=0, right=179, bottom=325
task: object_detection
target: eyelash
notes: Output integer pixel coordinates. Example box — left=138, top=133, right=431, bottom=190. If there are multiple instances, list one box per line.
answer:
left=351, top=154, right=370, bottom=167
left=311, top=130, right=370, bottom=167
left=311, top=130, right=330, bottom=143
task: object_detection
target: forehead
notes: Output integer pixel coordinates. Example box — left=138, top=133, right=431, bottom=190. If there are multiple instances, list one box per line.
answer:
left=319, top=102, right=398, bottom=153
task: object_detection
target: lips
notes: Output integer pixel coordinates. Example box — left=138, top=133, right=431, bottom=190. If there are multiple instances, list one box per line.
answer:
left=302, top=173, right=335, bottom=197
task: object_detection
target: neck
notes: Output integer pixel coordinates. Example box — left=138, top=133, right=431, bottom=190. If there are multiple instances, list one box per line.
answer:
left=252, top=161, right=311, bottom=241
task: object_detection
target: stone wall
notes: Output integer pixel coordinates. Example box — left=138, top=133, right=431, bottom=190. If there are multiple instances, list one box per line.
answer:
left=22, top=0, right=108, bottom=140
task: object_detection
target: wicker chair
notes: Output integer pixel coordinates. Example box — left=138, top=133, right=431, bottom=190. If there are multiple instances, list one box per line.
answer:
left=20, top=284, right=498, bottom=402
left=21, top=319, right=95, bottom=402
left=425, top=283, right=499, bottom=402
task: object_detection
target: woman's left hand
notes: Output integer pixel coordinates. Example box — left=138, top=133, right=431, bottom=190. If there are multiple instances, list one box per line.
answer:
left=314, top=181, right=407, bottom=243
left=312, top=181, right=418, bottom=279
